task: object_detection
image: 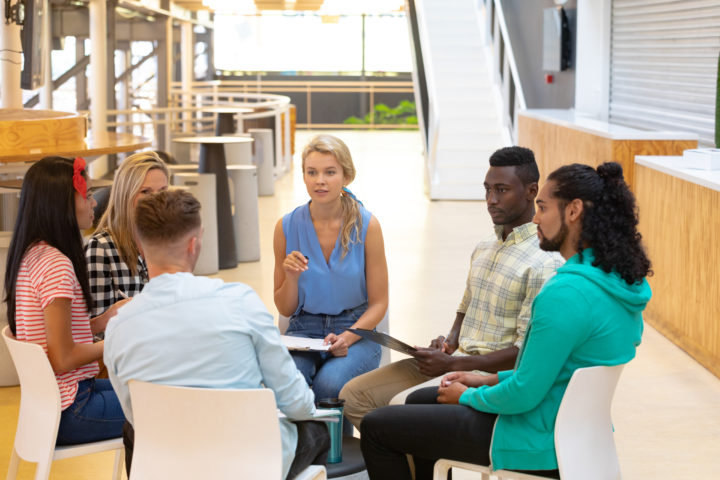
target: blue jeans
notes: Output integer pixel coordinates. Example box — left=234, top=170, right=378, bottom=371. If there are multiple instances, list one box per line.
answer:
left=56, top=378, right=125, bottom=445
left=286, top=303, right=381, bottom=401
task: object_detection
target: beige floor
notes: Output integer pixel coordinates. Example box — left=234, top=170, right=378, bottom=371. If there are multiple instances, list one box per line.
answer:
left=1, top=130, right=719, bottom=478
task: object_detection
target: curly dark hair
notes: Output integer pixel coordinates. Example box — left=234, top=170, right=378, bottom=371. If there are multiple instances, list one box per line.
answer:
left=547, top=162, right=652, bottom=285
left=489, top=146, right=539, bottom=186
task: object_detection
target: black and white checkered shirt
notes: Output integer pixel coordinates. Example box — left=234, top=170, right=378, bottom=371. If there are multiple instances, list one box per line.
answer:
left=85, top=230, right=148, bottom=317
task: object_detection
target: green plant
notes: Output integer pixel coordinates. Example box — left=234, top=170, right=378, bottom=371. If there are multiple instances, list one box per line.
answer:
left=343, top=100, right=418, bottom=126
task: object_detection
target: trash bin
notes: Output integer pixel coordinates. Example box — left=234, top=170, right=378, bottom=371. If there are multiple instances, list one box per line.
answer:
left=171, top=172, right=219, bottom=275
left=227, top=165, right=260, bottom=262
left=247, top=128, right=275, bottom=196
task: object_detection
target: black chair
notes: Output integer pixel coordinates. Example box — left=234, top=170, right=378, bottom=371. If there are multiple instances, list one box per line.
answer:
left=326, top=437, right=366, bottom=479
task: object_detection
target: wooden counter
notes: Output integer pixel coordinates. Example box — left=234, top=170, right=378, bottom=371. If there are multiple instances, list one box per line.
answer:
left=518, top=109, right=698, bottom=189
left=635, top=156, right=720, bottom=377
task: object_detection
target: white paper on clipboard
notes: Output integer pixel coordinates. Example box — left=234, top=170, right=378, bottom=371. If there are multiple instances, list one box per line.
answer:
left=281, top=335, right=330, bottom=352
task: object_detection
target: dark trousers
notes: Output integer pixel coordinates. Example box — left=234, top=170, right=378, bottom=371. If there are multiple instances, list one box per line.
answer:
left=287, top=420, right=331, bottom=479
left=359, top=387, right=559, bottom=480
left=122, top=419, right=329, bottom=480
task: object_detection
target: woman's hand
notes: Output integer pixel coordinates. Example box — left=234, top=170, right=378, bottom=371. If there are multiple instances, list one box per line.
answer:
left=437, top=382, right=468, bottom=404
left=440, top=371, right=499, bottom=389
left=324, top=332, right=351, bottom=357
left=283, top=251, right=308, bottom=280
left=91, top=297, right=131, bottom=334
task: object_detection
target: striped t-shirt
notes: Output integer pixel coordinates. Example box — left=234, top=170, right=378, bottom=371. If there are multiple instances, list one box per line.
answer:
left=14, top=242, right=99, bottom=409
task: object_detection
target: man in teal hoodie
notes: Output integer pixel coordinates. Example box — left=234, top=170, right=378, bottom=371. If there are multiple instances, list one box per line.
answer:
left=360, top=162, right=652, bottom=480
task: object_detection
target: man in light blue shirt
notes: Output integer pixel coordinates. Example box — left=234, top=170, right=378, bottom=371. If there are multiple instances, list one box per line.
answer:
left=104, top=190, right=329, bottom=479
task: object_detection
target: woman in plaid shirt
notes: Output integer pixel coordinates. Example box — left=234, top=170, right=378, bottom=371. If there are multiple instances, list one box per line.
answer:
left=85, top=152, right=169, bottom=322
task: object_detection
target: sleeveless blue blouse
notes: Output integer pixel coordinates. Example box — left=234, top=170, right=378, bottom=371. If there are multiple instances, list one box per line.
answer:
left=282, top=202, right=371, bottom=316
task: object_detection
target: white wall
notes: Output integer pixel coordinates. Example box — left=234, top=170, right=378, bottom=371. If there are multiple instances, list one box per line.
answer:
left=574, top=0, right=611, bottom=120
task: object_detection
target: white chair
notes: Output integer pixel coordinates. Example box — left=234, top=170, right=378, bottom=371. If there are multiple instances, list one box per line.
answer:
left=128, top=381, right=326, bottom=480
left=433, top=364, right=626, bottom=480
left=2, top=326, right=124, bottom=480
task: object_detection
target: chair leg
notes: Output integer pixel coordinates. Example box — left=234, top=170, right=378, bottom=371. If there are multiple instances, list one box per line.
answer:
left=112, top=448, right=124, bottom=480
left=433, top=459, right=452, bottom=480
left=33, top=459, right=52, bottom=480
left=7, top=449, right=20, bottom=480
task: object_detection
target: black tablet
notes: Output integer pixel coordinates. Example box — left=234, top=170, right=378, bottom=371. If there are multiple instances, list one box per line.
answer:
left=347, top=328, right=417, bottom=356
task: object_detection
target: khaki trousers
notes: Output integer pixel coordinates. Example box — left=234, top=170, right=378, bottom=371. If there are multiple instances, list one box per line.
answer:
left=339, top=358, right=443, bottom=429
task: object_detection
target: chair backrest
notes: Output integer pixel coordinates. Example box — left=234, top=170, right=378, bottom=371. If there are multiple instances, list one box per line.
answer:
left=554, top=364, right=625, bottom=480
left=128, top=381, right=283, bottom=480
left=2, top=326, right=63, bottom=463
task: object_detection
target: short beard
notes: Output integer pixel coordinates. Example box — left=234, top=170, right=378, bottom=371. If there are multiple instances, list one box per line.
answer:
left=539, top=208, right=569, bottom=252
left=539, top=221, right=568, bottom=252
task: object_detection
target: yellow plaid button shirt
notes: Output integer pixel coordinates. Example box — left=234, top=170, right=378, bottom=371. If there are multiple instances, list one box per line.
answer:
left=456, top=222, right=564, bottom=356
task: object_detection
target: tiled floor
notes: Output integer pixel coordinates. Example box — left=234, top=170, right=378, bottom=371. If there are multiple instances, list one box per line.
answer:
left=0, top=130, right=718, bottom=478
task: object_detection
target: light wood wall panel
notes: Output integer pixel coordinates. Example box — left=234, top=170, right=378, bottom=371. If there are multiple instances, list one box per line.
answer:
left=635, top=164, right=720, bottom=377
left=518, top=115, right=697, bottom=190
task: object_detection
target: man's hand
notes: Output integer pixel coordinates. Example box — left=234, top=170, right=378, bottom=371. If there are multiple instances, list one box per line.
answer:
left=428, top=335, right=459, bottom=354
left=437, top=382, right=467, bottom=404
left=428, top=335, right=446, bottom=350
left=413, top=348, right=455, bottom=376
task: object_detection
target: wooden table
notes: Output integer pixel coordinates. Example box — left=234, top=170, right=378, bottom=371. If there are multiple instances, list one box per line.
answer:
left=0, top=131, right=152, bottom=163
left=202, top=107, right=254, bottom=136
left=0, top=177, right=112, bottom=192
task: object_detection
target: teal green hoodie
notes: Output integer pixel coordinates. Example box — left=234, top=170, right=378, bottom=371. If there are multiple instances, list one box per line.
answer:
left=458, top=249, right=651, bottom=471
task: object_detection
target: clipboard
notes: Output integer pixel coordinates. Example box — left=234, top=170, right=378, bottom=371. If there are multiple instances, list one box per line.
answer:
left=281, top=335, right=330, bottom=352
left=347, top=328, right=417, bottom=356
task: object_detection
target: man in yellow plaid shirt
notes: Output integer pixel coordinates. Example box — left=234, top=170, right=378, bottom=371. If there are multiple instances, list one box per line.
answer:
left=341, top=146, right=564, bottom=429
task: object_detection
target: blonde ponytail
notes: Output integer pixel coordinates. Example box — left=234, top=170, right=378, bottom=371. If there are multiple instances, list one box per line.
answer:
left=339, top=194, right=363, bottom=258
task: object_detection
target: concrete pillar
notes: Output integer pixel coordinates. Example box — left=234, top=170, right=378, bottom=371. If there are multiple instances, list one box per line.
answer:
left=575, top=0, right=611, bottom=120
left=89, top=0, right=108, bottom=139
left=0, top=1, right=23, bottom=109
left=40, top=0, right=53, bottom=109
left=181, top=21, right=193, bottom=131
left=75, top=37, right=87, bottom=110
left=117, top=48, right=131, bottom=133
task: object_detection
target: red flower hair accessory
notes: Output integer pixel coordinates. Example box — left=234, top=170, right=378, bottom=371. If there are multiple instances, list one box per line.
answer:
left=73, top=157, right=87, bottom=198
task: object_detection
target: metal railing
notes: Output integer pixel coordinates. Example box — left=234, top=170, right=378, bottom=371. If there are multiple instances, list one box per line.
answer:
left=83, top=90, right=293, bottom=176
left=171, top=79, right=416, bottom=129
left=482, top=0, right=527, bottom=142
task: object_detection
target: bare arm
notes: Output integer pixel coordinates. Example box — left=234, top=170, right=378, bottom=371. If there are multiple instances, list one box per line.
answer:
left=88, top=298, right=131, bottom=335
left=446, top=345, right=518, bottom=372
left=44, top=298, right=103, bottom=374
left=273, top=219, right=306, bottom=317
left=327, top=216, right=389, bottom=355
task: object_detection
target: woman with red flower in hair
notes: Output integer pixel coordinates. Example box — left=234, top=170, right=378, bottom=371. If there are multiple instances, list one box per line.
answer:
left=4, top=156, right=127, bottom=444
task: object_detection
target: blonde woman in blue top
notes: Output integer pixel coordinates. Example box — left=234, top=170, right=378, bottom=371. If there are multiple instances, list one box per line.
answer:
left=273, top=134, right=388, bottom=405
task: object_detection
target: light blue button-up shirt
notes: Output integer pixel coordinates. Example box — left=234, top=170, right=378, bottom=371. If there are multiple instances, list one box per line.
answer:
left=104, top=272, right=316, bottom=478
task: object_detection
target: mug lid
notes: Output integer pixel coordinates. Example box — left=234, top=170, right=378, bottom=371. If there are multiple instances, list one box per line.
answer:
left=317, top=397, right=345, bottom=408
